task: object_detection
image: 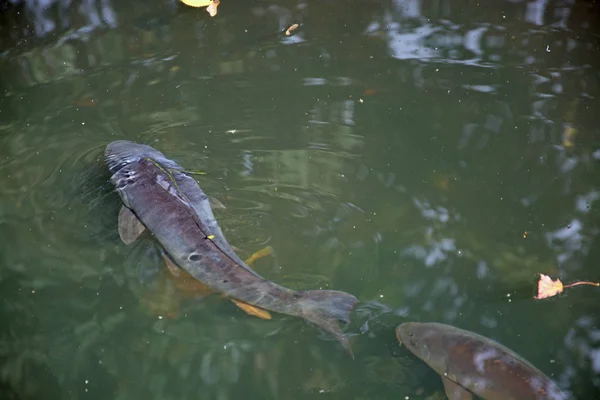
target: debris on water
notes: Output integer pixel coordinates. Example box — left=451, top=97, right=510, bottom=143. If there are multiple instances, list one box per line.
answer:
left=535, top=273, right=599, bottom=299
left=285, top=24, right=299, bottom=36
left=180, top=0, right=220, bottom=17
left=363, top=88, right=376, bottom=96
left=180, top=0, right=210, bottom=7
left=535, top=274, right=564, bottom=299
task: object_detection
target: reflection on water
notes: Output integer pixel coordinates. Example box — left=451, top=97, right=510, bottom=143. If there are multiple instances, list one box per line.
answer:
left=1, top=0, right=599, bottom=399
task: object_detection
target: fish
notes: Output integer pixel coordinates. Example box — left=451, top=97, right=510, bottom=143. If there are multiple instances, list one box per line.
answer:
left=396, top=322, right=569, bottom=400
left=105, top=140, right=358, bottom=353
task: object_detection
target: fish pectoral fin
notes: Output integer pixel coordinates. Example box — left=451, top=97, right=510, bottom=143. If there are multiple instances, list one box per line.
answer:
left=118, top=206, right=146, bottom=245
left=208, top=196, right=227, bottom=210
left=441, top=376, right=473, bottom=400
left=244, top=246, right=274, bottom=267
left=230, top=299, right=272, bottom=320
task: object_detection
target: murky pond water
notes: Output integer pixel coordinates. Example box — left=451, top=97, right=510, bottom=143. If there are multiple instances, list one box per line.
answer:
left=1, top=0, right=599, bottom=399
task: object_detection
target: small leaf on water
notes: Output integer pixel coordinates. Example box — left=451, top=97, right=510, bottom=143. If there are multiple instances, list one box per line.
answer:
left=180, top=0, right=219, bottom=17
left=180, top=0, right=211, bottom=7
left=534, top=274, right=563, bottom=299
left=535, top=273, right=599, bottom=300
left=285, top=24, right=299, bottom=36
left=207, top=0, right=220, bottom=17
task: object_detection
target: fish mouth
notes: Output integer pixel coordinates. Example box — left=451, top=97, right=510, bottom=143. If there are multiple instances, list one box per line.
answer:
left=396, top=322, right=414, bottom=343
left=396, top=322, right=421, bottom=351
left=395, top=326, right=404, bottom=345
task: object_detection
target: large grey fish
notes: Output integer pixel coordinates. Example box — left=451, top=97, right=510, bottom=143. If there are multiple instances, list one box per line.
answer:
left=105, top=140, right=358, bottom=353
left=396, top=322, right=569, bottom=400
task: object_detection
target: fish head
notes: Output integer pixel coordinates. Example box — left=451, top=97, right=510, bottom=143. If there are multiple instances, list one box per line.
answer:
left=396, top=322, right=447, bottom=373
left=105, top=140, right=181, bottom=175
left=105, top=140, right=182, bottom=209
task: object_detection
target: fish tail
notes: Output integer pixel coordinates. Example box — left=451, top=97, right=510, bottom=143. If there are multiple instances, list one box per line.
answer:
left=295, top=290, right=358, bottom=356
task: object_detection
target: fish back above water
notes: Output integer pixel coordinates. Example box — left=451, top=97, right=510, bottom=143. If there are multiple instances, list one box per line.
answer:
left=105, top=140, right=358, bottom=353
left=396, top=322, right=569, bottom=400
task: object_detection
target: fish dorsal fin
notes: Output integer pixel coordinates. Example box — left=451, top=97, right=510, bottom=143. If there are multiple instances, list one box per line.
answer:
left=118, top=205, right=146, bottom=245
left=442, top=376, right=473, bottom=400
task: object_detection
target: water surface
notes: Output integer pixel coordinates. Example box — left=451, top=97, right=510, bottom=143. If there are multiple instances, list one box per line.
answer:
left=1, top=0, right=599, bottom=399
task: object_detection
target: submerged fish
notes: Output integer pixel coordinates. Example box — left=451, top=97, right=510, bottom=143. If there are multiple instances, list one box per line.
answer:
left=396, top=322, right=569, bottom=400
left=105, top=140, right=358, bottom=353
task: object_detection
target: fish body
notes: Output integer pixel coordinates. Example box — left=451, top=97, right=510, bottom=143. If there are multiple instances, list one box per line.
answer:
left=396, top=322, right=569, bottom=400
left=105, top=140, right=358, bottom=352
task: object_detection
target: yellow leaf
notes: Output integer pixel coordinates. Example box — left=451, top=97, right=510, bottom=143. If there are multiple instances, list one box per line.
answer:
left=207, top=235, right=215, bottom=240
left=180, top=0, right=212, bottom=7
left=285, top=24, right=299, bottom=36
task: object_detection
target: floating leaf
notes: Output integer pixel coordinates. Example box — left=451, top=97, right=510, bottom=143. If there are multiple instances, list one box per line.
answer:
left=180, top=0, right=219, bottom=18
left=535, top=273, right=599, bottom=300
left=180, top=0, right=211, bottom=7
left=285, top=24, right=299, bottom=36
left=206, top=0, right=220, bottom=17
left=535, top=274, right=564, bottom=299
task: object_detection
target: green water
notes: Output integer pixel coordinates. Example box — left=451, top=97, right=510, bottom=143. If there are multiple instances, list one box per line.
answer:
left=1, top=0, right=599, bottom=398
